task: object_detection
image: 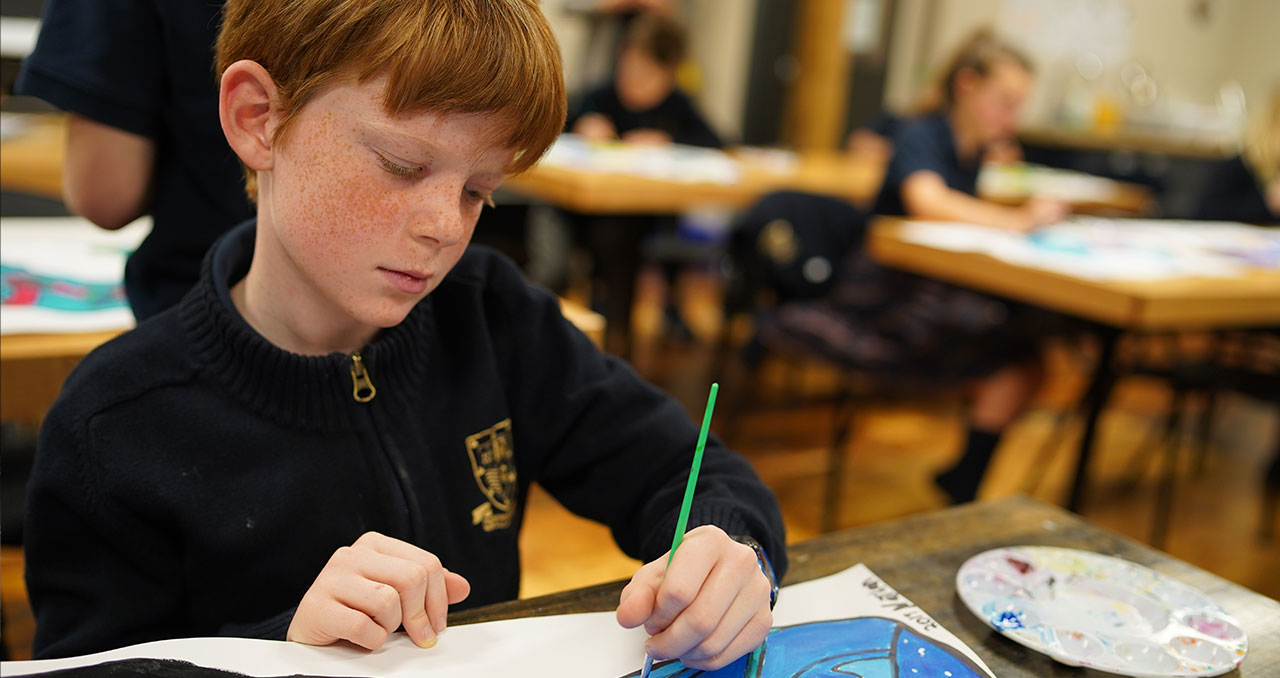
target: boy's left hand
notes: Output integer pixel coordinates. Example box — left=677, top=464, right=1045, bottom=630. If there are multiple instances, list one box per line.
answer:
left=616, top=525, right=773, bottom=670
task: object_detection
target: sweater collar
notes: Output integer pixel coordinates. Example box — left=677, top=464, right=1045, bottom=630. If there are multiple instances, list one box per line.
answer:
left=180, top=220, right=433, bottom=430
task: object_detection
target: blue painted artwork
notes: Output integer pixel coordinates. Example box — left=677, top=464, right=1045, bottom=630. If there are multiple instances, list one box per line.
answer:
left=623, top=617, right=987, bottom=678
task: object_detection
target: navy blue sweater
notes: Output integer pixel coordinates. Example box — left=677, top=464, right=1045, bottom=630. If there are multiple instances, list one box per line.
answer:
left=26, top=221, right=786, bottom=658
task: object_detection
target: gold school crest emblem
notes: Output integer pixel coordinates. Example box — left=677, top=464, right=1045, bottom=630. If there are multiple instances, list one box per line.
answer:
left=466, top=418, right=516, bottom=532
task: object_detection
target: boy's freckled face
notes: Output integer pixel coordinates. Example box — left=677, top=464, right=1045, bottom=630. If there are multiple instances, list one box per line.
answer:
left=262, top=77, right=515, bottom=334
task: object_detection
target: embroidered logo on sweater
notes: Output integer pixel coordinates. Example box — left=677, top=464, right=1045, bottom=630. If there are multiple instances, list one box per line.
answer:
left=466, top=418, right=517, bottom=532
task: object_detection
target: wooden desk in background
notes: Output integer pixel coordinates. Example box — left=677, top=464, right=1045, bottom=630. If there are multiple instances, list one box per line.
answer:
left=506, top=148, right=1153, bottom=216
left=0, top=300, right=603, bottom=423
left=868, top=218, right=1280, bottom=514
left=869, top=220, right=1280, bottom=331
left=506, top=148, right=885, bottom=213
left=452, top=497, right=1278, bottom=678
left=506, top=143, right=1152, bottom=355
left=0, top=113, right=66, bottom=200
left=1020, top=125, right=1237, bottom=161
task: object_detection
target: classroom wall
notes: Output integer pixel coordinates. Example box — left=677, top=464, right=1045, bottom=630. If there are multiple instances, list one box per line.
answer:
left=884, top=0, right=1280, bottom=133
left=683, top=0, right=757, bottom=142
left=1225, top=0, right=1280, bottom=120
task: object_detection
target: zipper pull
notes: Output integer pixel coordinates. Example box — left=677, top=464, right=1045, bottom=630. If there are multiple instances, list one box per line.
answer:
left=349, top=353, right=376, bottom=403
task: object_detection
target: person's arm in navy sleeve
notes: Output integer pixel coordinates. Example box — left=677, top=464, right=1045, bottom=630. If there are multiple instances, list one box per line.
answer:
left=486, top=257, right=785, bottom=669
left=15, top=0, right=164, bottom=229
left=568, top=85, right=620, bottom=141
left=26, top=404, right=184, bottom=658
left=894, top=121, right=1064, bottom=231
left=63, top=115, right=156, bottom=228
left=666, top=91, right=722, bottom=148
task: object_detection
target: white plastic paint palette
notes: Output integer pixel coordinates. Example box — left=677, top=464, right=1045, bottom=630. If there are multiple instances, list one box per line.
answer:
left=956, top=546, right=1247, bottom=677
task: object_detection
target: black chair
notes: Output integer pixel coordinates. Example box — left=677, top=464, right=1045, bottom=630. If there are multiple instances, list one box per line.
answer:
left=1128, top=331, right=1280, bottom=546
left=715, top=191, right=896, bottom=533
left=715, top=190, right=868, bottom=382
left=1021, top=330, right=1280, bottom=547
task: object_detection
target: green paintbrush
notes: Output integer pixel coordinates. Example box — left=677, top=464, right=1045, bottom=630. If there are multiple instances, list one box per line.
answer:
left=640, top=382, right=718, bottom=678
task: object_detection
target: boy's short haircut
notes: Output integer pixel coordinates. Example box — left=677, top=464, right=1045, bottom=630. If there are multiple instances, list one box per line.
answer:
left=623, top=12, right=686, bottom=70
left=216, top=0, right=566, bottom=201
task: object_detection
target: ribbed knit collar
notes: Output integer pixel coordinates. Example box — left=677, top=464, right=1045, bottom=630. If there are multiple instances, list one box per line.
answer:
left=179, top=220, right=434, bottom=431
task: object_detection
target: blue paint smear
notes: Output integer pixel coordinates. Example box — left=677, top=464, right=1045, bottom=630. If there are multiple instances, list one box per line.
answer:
left=628, top=617, right=987, bottom=678
left=992, top=611, right=1024, bottom=631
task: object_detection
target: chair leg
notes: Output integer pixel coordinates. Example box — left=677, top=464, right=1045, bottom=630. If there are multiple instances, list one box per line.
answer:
left=821, top=382, right=859, bottom=534
left=1019, top=410, right=1075, bottom=496
left=1261, top=439, right=1280, bottom=541
left=719, top=335, right=766, bottom=446
left=1192, top=390, right=1217, bottom=477
left=1150, top=392, right=1190, bottom=549
left=1123, top=387, right=1186, bottom=488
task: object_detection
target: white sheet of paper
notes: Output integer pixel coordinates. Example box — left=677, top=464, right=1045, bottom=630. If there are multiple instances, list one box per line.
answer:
left=539, top=134, right=742, bottom=185
left=1, top=564, right=993, bottom=677
left=897, top=218, right=1280, bottom=282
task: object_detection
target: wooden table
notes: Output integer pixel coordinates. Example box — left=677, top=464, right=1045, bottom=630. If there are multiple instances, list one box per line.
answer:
left=505, top=143, right=1152, bottom=355
left=453, top=496, right=1277, bottom=677
left=1020, top=125, right=1238, bottom=161
left=867, top=218, right=1280, bottom=514
left=0, top=329, right=124, bottom=421
left=0, top=300, right=603, bottom=422
left=506, top=149, right=885, bottom=214
left=869, top=220, right=1280, bottom=331
left=0, top=113, right=66, bottom=200
left=506, top=148, right=1152, bottom=216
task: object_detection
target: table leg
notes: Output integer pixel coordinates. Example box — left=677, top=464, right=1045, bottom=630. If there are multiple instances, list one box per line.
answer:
left=587, top=216, right=649, bottom=358
left=1068, top=328, right=1121, bottom=512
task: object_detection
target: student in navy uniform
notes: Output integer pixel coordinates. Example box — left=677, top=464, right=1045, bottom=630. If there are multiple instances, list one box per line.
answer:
left=766, top=29, right=1070, bottom=505
left=16, top=0, right=252, bottom=321
left=1194, top=88, right=1280, bottom=223
left=25, top=0, right=785, bottom=666
left=565, top=12, right=720, bottom=348
left=567, top=12, right=720, bottom=149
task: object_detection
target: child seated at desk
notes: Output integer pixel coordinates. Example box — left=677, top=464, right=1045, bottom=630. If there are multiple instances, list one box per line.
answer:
left=1194, top=86, right=1280, bottom=223
left=567, top=11, right=720, bottom=149
left=565, top=11, right=721, bottom=345
left=767, top=29, right=1072, bottom=504
left=25, top=0, right=784, bottom=667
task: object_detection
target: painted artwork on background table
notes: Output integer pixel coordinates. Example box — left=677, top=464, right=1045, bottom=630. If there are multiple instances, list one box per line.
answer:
left=626, top=617, right=988, bottom=678
left=1, top=217, right=148, bottom=334
left=0, top=264, right=127, bottom=313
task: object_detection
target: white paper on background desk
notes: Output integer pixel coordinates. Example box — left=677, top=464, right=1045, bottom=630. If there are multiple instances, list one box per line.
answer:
left=0, top=216, right=150, bottom=334
left=1, top=563, right=994, bottom=677
left=897, top=217, right=1280, bottom=281
left=540, top=134, right=742, bottom=184
left=978, top=163, right=1121, bottom=203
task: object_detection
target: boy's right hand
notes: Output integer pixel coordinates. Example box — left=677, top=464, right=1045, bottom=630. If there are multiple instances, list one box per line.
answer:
left=288, top=532, right=470, bottom=650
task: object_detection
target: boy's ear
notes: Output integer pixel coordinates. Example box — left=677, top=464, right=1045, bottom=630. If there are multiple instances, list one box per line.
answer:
left=219, top=60, right=278, bottom=172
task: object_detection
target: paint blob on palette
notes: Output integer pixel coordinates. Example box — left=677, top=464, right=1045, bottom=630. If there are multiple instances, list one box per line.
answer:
left=956, top=546, right=1247, bottom=677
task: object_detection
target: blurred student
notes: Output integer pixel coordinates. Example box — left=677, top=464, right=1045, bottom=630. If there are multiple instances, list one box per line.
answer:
left=26, top=0, right=784, bottom=665
left=567, top=12, right=721, bottom=345
left=767, top=29, right=1069, bottom=504
left=567, top=12, right=720, bottom=149
left=17, top=0, right=252, bottom=321
left=1195, top=87, right=1280, bottom=223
